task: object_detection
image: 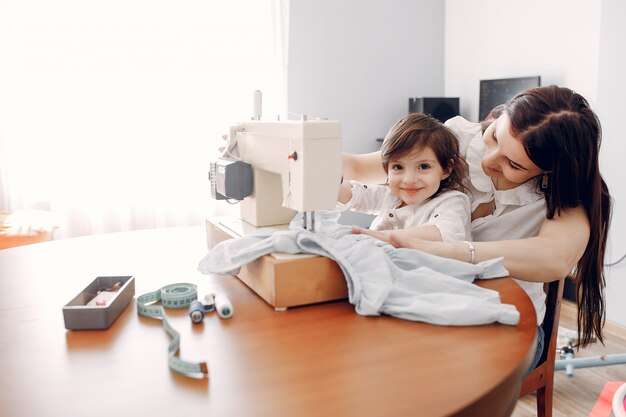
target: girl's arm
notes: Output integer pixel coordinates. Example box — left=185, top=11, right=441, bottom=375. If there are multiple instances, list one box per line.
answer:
left=353, top=206, right=590, bottom=283
left=342, top=152, right=386, bottom=184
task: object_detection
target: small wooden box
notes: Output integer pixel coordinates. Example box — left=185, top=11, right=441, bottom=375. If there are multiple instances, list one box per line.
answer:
left=206, top=217, right=348, bottom=310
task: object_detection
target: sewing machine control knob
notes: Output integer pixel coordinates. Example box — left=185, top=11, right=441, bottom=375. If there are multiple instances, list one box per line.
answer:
left=288, top=151, right=298, bottom=161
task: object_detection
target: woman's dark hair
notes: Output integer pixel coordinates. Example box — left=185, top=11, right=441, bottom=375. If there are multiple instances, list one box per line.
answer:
left=486, top=85, right=612, bottom=347
left=380, top=113, right=468, bottom=199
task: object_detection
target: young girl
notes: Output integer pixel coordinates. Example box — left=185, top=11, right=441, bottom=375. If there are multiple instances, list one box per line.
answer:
left=337, top=113, right=470, bottom=242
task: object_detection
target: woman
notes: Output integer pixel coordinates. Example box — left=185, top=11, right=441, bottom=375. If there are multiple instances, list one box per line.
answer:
left=343, top=85, right=611, bottom=350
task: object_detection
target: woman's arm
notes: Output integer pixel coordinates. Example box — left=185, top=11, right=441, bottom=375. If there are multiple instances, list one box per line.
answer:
left=342, top=152, right=386, bottom=184
left=353, top=225, right=444, bottom=242
left=338, top=181, right=353, bottom=204
left=354, top=206, right=590, bottom=282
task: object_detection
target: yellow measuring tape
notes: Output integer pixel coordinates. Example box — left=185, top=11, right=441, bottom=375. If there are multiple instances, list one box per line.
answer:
left=136, top=283, right=208, bottom=378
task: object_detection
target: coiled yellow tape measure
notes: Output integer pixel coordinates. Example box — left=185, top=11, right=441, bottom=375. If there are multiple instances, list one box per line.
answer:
left=136, top=283, right=208, bottom=378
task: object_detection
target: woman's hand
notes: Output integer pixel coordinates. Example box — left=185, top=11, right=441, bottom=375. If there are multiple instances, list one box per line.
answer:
left=351, top=226, right=461, bottom=260
left=385, top=230, right=427, bottom=250
left=351, top=225, right=444, bottom=247
left=351, top=226, right=393, bottom=244
left=351, top=227, right=435, bottom=251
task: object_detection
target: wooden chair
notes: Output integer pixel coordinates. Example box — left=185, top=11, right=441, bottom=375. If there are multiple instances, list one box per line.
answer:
left=519, top=277, right=566, bottom=417
left=0, top=211, right=56, bottom=250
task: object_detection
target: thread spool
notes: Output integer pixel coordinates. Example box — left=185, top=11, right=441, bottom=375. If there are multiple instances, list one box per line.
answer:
left=215, top=294, right=233, bottom=319
left=188, top=300, right=205, bottom=324
left=203, top=293, right=215, bottom=311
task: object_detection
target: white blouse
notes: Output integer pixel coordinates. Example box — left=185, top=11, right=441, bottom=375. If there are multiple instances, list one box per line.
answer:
left=445, top=116, right=548, bottom=324
left=337, top=181, right=471, bottom=242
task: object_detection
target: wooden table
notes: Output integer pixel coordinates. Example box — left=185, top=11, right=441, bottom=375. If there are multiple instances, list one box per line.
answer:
left=0, top=226, right=536, bottom=417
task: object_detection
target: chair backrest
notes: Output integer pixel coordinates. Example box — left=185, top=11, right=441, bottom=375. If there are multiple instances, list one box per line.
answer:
left=519, top=277, right=566, bottom=417
left=539, top=278, right=566, bottom=365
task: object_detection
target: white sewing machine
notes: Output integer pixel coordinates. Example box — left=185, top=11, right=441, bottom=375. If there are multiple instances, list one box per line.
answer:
left=211, top=117, right=343, bottom=230
left=206, top=111, right=348, bottom=310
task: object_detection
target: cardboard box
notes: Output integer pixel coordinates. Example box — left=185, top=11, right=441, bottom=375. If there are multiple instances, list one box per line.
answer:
left=206, top=217, right=347, bottom=310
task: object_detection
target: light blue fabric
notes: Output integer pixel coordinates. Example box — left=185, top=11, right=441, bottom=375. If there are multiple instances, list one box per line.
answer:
left=198, top=217, right=520, bottom=326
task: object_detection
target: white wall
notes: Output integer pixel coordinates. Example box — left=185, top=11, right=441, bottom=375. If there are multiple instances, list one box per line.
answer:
left=445, top=0, right=626, bottom=326
left=288, top=0, right=445, bottom=154
left=444, top=0, right=601, bottom=122
left=597, top=0, right=626, bottom=326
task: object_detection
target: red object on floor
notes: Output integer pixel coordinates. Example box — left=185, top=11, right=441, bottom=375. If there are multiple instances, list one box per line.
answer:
left=587, top=381, right=625, bottom=417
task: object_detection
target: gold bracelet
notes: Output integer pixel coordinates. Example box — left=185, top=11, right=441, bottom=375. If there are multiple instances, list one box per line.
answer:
left=462, top=241, right=475, bottom=264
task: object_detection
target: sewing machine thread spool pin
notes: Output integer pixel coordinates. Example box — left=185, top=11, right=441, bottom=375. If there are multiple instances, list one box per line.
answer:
left=253, top=90, right=262, bottom=121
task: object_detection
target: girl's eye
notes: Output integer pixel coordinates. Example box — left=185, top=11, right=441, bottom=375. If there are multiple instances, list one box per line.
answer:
left=391, top=164, right=403, bottom=171
left=491, top=131, right=498, bottom=142
left=418, top=163, right=431, bottom=170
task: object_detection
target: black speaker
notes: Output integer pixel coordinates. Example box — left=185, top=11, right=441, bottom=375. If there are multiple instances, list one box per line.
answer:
left=408, top=97, right=460, bottom=123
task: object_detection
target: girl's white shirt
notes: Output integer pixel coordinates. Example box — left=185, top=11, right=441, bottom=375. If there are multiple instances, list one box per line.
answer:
left=446, top=116, right=547, bottom=324
left=337, top=183, right=471, bottom=242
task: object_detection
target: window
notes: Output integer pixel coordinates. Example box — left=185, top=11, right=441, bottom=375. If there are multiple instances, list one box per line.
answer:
left=0, top=0, right=286, bottom=238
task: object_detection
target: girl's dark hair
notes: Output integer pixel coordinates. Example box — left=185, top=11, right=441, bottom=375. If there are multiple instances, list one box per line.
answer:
left=380, top=113, right=468, bottom=199
left=486, top=85, right=612, bottom=347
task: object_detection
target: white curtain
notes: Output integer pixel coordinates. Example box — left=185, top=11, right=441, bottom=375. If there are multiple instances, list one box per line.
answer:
left=0, top=0, right=288, bottom=239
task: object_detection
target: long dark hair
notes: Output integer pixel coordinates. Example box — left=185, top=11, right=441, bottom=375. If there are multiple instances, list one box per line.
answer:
left=380, top=113, right=468, bottom=199
left=497, top=85, right=611, bottom=347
